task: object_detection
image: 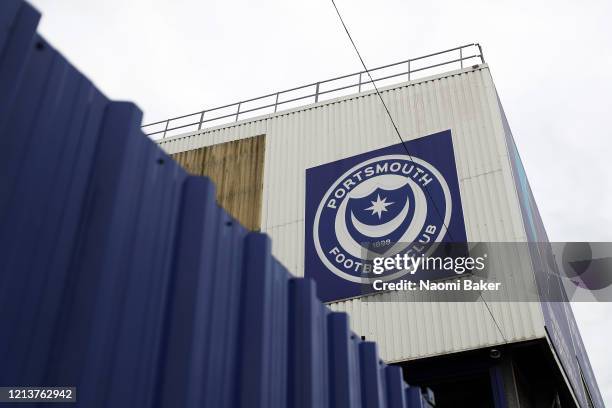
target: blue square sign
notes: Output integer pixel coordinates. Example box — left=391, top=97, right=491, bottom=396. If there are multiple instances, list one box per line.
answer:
left=305, top=130, right=467, bottom=302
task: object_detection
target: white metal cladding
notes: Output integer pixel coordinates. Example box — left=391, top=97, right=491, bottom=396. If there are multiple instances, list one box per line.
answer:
left=329, top=300, right=544, bottom=363
left=157, top=65, right=546, bottom=361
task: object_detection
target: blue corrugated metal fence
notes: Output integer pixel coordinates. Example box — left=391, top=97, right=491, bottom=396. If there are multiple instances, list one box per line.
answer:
left=0, top=1, right=431, bottom=407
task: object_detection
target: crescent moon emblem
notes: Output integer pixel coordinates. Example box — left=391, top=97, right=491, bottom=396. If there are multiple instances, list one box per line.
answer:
left=350, top=197, right=410, bottom=238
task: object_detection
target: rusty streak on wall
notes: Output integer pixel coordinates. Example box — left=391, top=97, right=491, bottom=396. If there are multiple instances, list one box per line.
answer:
left=171, top=134, right=265, bottom=231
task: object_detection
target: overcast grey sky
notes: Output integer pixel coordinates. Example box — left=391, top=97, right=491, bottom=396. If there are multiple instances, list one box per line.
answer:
left=30, top=0, right=612, bottom=403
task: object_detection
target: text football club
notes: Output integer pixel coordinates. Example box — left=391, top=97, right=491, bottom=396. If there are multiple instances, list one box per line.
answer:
left=305, top=130, right=467, bottom=302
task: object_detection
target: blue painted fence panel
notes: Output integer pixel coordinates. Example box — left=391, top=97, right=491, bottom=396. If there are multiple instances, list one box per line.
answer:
left=0, top=1, right=432, bottom=407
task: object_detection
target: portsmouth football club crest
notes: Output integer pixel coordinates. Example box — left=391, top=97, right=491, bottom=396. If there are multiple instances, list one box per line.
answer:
left=305, top=130, right=467, bottom=302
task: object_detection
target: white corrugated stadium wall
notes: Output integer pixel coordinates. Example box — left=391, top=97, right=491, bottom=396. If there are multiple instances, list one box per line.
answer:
left=158, top=64, right=546, bottom=362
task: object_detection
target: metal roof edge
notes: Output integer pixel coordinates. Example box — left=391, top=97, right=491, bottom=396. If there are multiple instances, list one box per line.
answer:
left=157, top=63, right=491, bottom=145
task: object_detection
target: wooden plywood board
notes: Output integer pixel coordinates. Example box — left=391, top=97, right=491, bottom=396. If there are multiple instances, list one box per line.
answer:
left=171, top=135, right=265, bottom=231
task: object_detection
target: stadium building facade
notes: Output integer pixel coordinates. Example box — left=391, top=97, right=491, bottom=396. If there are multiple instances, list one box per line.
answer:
left=150, top=45, right=603, bottom=407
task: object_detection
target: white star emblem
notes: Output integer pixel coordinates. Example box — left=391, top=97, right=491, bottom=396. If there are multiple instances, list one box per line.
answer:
left=365, top=194, right=394, bottom=219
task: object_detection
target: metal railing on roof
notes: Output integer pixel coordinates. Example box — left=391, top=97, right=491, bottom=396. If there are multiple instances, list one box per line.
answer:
left=143, top=43, right=485, bottom=139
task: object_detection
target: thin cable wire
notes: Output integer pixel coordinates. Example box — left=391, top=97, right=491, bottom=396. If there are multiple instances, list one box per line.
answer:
left=330, top=0, right=453, bottom=242
left=480, top=293, right=508, bottom=343
left=330, top=0, right=508, bottom=344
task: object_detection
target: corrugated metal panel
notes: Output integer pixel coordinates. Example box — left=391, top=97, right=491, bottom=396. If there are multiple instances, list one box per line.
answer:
left=158, top=62, right=546, bottom=360
left=330, top=299, right=544, bottom=363
left=159, top=67, right=530, bottom=267
left=0, top=1, right=431, bottom=407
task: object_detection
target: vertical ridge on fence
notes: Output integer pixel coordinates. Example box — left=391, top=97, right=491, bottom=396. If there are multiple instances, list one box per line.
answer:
left=0, top=1, right=430, bottom=407
left=0, top=0, right=40, bottom=136
left=328, top=312, right=363, bottom=408
left=289, top=278, right=330, bottom=408
left=406, top=386, right=426, bottom=408
left=157, top=176, right=218, bottom=408
left=238, top=234, right=287, bottom=408
left=385, top=366, right=407, bottom=408
left=359, top=342, right=387, bottom=408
